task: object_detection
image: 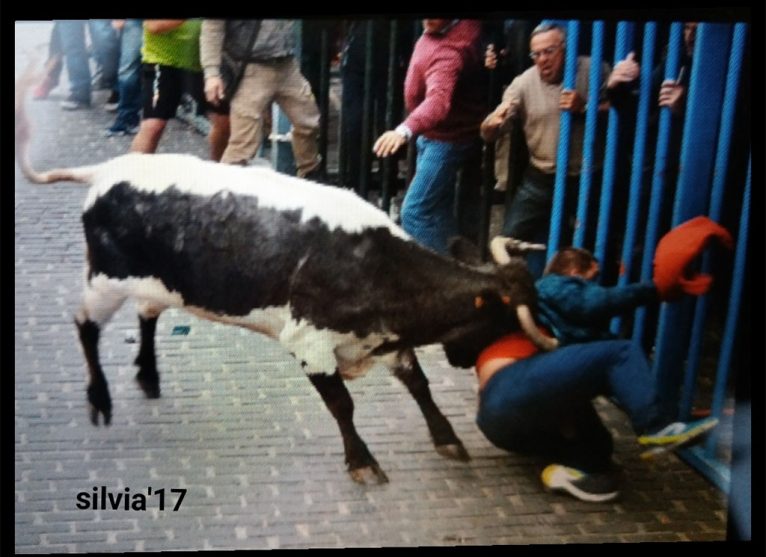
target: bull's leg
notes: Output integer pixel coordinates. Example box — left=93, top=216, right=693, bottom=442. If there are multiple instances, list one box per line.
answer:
left=75, top=283, right=127, bottom=426
left=134, top=303, right=164, bottom=398
left=392, top=349, right=470, bottom=461
left=308, top=371, right=389, bottom=484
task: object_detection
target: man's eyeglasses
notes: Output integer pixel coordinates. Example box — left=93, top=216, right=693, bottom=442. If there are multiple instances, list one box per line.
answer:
left=529, top=44, right=562, bottom=60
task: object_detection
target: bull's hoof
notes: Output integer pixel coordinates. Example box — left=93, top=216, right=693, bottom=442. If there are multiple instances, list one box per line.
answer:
left=349, top=464, right=389, bottom=485
left=89, top=404, right=112, bottom=426
left=436, top=443, right=471, bottom=462
left=135, top=373, right=161, bottom=399
left=87, top=382, right=112, bottom=426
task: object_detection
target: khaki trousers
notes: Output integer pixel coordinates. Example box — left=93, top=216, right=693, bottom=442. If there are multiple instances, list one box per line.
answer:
left=222, top=57, right=321, bottom=176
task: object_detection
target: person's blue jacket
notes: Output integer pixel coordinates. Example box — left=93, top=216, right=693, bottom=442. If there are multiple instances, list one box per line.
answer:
left=535, top=274, right=658, bottom=345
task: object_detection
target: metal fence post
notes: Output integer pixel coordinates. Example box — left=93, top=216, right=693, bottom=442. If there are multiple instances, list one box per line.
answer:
left=679, top=23, right=747, bottom=420
left=593, top=21, right=634, bottom=267
left=573, top=20, right=605, bottom=248
left=381, top=19, right=400, bottom=214
left=547, top=20, right=580, bottom=259
left=632, top=22, right=685, bottom=346
left=610, top=22, right=658, bottom=334
left=650, top=23, right=733, bottom=415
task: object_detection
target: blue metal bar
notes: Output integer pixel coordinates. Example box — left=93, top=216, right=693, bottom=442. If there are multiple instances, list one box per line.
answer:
left=679, top=23, right=748, bottom=419
left=593, top=22, right=634, bottom=268
left=632, top=22, right=685, bottom=346
left=678, top=444, right=731, bottom=494
left=704, top=157, right=750, bottom=457
left=573, top=21, right=605, bottom=248
left=651, top=23, right=733, bottom=413
left=547, top=20, right=579, bottom=259
left=611, top=22, right=658, bottom=334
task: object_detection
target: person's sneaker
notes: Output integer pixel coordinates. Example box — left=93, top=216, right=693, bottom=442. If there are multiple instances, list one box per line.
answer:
left=60, top=98, right=90, bottom=111
left=104, top=91, right=119, bottom=112
left=541, top=464, right=620, bottom=503
left=638, top=417, right=718, bottom=459
left=638, top=417, right=718, bottom=447
left=104, top=124, right=139, bottom=137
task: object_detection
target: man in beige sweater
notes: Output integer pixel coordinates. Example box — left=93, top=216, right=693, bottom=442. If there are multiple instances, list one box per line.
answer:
left=481, top=22, right=610, bottom=277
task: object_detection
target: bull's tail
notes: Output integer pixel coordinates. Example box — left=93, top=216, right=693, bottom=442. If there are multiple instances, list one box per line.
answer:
left=15, top=58, right=95, bottom=185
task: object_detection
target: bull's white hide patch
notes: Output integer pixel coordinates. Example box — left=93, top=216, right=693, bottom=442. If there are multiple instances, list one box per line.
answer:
left=82, top=153, right=410, bottom=240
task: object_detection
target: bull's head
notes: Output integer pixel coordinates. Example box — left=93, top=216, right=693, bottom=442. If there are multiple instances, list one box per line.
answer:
left=441, top=236, right=558, bottom=368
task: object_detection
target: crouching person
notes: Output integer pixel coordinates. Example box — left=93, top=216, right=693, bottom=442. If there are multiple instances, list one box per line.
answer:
left=473, top=221, right=730, bottom=502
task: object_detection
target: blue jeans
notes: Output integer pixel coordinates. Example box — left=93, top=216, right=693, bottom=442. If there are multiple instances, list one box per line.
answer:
left=57, top=20, right=91, bottom=104
left=111, top=19, right=143, bottom=130
left=476, top=340, right=674, bottom=473
left=401, top=136, right=481, bottom=255
left=88, top=20, right=120, bottom=90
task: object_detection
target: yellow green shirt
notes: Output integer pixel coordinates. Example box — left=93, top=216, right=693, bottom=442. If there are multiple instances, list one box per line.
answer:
left=142, top=20, right=202, bottom=72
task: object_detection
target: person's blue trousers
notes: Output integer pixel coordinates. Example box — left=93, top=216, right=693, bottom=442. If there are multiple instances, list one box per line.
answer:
left=111, top=19, right=143, bottom=130
left=476, top=339, right=674, bottom=473
left=57, top=20, right=91, bottom=104
left=401, top=135, right=481, bottom=255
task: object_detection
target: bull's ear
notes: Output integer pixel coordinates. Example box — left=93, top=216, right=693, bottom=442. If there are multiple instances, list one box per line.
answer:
left=448, top=236, right=482, bottom=266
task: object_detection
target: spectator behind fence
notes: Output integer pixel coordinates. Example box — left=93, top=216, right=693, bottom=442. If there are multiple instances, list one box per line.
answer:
left=483, top=19, right=535, bottom=195
left=130, top=20, right=230, bottom=161
left=481, top=22, right=611, bottom=278
left=473, top=237, right=719, bottom=503
left=373, top=19, right=487, bottom=255
left=104, top=20, right=144, bottom=137
left=601, top=21, right=697, bottom=287
left=200, top=20, right=323, bottom=179
left=606, top=22, right=697, bottom=185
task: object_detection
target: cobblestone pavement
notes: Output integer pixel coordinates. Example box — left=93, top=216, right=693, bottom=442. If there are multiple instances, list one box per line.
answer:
left=15, top=21, right=728, bottom=552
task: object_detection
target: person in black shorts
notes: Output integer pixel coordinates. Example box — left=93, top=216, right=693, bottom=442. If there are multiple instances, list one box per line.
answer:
left=129, top=20, right=230, bottom=161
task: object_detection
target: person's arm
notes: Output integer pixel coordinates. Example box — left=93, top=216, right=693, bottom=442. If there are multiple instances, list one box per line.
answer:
left=480, top=76, right=520, bottom=143
left=607, top=51, right=640, bottom=90
left=143, top=20, right=185, bottom=34
left=538, top=276, right=659, bottom=323
left=563, top=59, right=614, bottom=114
left=199, top=20, right=226, bottom=104
left=401, top=47, right=463, bottom=137
left=374, top=45, right=463, bottom=158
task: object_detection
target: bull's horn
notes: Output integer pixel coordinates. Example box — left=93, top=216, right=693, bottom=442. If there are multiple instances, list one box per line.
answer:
left=490, top=236, right=512, bottom=265
left=516, top=304, right=559, bottom=351
left=490, top=236, right=547, bottom=265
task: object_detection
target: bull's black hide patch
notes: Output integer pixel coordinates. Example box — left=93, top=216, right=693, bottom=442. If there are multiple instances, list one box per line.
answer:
left=82, top=181, right=536, bottom=358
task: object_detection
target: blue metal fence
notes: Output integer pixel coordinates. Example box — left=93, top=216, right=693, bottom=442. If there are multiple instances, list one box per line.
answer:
left=555, top=20, right=750, bottom=493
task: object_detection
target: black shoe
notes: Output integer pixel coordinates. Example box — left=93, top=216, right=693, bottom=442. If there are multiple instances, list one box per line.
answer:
left=105, top=91, right=120, bottom=112
left=541, top=464, right=620, bottom=503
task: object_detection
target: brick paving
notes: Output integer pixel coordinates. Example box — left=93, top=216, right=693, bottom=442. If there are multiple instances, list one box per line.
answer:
left=14, top=21, right=728, bottom=552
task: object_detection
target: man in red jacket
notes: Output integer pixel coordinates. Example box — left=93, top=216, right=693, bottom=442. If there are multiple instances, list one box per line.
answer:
left=373, top=19, right=487, bottom=255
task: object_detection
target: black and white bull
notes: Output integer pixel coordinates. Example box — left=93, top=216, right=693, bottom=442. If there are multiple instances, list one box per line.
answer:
left=16, top=90, right=557, bottom=485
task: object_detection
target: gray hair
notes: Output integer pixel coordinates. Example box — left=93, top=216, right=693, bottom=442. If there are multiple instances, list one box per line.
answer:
left=530, top=22, right=566, bottom=42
